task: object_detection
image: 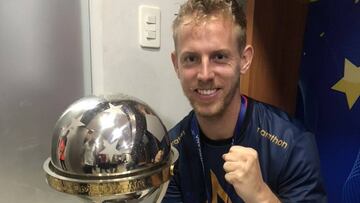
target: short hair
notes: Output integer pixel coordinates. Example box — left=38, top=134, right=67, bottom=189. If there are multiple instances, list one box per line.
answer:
left=172, top=0, right=247, bottom=51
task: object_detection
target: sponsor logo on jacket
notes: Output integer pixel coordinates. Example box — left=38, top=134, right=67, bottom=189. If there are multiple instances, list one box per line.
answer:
left=257, top=127, right=288, bottom=149
left=171, top=130, right=185, bottom=145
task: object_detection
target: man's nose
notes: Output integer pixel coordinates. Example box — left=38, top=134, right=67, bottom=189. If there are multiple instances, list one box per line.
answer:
left=197, top=60, right=214, bottom=81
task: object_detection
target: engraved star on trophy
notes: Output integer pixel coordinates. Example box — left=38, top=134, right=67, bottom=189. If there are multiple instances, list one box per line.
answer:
left=43, top=94, right=178, bottom=203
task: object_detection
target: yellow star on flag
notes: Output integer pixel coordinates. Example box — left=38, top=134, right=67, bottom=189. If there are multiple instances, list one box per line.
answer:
left=332, top=58, right=360, bottom=109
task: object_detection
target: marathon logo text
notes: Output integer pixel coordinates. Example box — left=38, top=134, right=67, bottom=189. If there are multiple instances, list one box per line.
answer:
left=257, top=127, right=288, bottom=149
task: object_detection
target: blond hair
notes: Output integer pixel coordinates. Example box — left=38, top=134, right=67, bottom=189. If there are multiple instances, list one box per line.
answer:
left=172, top=0, right=247, bottom=51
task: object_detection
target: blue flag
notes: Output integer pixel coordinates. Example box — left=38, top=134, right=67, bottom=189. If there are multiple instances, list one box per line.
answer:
left=296, top=1, right=360, bottom=202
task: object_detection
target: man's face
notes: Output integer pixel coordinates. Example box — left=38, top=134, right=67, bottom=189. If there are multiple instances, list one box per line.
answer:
left=172, top=16, right=245, bottom=118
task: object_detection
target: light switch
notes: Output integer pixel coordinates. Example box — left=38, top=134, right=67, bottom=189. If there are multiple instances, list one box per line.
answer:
left=146, top=16, right=156, bottom=24
left=146, top=24, right=156, bottom=31
left=139, top=5, right=161, bottom=48
left=146, top=31, right=156, bottom=39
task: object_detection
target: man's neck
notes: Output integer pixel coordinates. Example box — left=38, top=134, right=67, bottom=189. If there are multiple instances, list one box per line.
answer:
left=196, top=95, right=241, bottom=141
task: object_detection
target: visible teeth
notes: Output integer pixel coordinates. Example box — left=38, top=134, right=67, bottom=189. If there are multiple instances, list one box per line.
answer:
left=197, top=89, right=216, bottom=95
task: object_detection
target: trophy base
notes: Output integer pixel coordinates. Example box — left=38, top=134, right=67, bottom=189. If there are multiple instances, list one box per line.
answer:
left=43, top=147, right=178, bottom=203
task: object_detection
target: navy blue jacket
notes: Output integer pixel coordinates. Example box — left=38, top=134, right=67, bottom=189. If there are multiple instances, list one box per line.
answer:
left=162, top=97, right=327, bottom=203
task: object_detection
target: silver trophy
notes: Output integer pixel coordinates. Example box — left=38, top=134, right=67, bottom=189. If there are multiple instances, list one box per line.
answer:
left=43, top=94, right=178, bottom=203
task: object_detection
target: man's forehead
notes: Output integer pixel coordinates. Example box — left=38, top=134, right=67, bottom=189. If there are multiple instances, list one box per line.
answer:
left=177, top=17, right=234, bottom=39
left=180, top=13, right=231, bottom=27
left=182, top=16, right=229, bottom=29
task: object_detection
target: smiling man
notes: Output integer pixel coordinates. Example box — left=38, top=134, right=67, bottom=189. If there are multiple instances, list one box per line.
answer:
left=162, top=0, right=327, bottom=202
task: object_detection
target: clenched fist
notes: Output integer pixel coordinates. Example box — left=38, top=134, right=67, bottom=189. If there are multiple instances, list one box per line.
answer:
left=222, top=146, right=280, bottom=203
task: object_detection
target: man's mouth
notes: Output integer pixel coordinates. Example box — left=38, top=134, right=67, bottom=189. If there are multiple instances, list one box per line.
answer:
left=196, top=88, right=218, bottom=96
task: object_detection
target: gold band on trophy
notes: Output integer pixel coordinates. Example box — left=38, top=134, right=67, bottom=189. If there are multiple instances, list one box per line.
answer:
left=44, top=158, right=171, bottom=197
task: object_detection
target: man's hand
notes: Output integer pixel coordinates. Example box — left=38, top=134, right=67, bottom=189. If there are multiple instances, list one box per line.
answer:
left=222, top=146, right=280, bottom=203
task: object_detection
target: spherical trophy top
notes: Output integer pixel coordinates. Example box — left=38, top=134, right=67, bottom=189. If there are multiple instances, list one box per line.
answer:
left=43, top=94, right=177, bottom=203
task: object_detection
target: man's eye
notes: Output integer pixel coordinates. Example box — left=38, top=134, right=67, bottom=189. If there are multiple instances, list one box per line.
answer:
left=213, top=53, right=228, bottom=63
left=182, top=55, right=198, bottom=65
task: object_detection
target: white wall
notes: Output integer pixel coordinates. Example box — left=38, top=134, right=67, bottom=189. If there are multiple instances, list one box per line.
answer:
left=0, top=0, right=188, bottom=201
left=0, top=0, right=90, bottom=202
left=90, top=0, right=191, bottom=129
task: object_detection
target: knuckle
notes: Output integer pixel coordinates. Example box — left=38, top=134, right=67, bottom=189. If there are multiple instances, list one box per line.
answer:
left=223, top=162, right=228, bottom=170
left=224, top=173, right=232, bottom=182
left=248, top=148, right=258, bottom=159
left=231, top=145, right=241, bottom=151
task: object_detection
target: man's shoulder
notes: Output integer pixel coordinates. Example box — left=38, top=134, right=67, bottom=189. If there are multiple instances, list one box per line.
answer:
left=249, top=97, right=307, bottom=132
left=247, top=97, right=313, bottom=153
left=168, top=111, right=193, bottom=146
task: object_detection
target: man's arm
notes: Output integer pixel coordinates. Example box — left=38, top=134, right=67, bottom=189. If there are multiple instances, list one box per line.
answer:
left=277, top=132, right=327, bottom=202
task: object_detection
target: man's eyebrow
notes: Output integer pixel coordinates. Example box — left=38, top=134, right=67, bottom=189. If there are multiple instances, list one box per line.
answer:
left=180, top=51, right=198, bottom=56
left=210, top=49, right=232, bottom=56
left=212, top=49, right=231, bottom=54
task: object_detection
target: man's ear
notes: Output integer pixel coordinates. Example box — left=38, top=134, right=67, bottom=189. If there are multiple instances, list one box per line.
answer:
left=239, top=45, right=254, bottom=74
left=171, top=51, right=180, bottom=78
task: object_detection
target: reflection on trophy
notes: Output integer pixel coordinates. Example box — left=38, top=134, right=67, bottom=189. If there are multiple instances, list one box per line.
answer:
left=43, top=94, right=178, bottom=203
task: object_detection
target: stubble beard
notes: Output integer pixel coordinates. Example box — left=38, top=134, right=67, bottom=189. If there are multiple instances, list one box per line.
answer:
left=187, top=76, right=241, bottom=119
